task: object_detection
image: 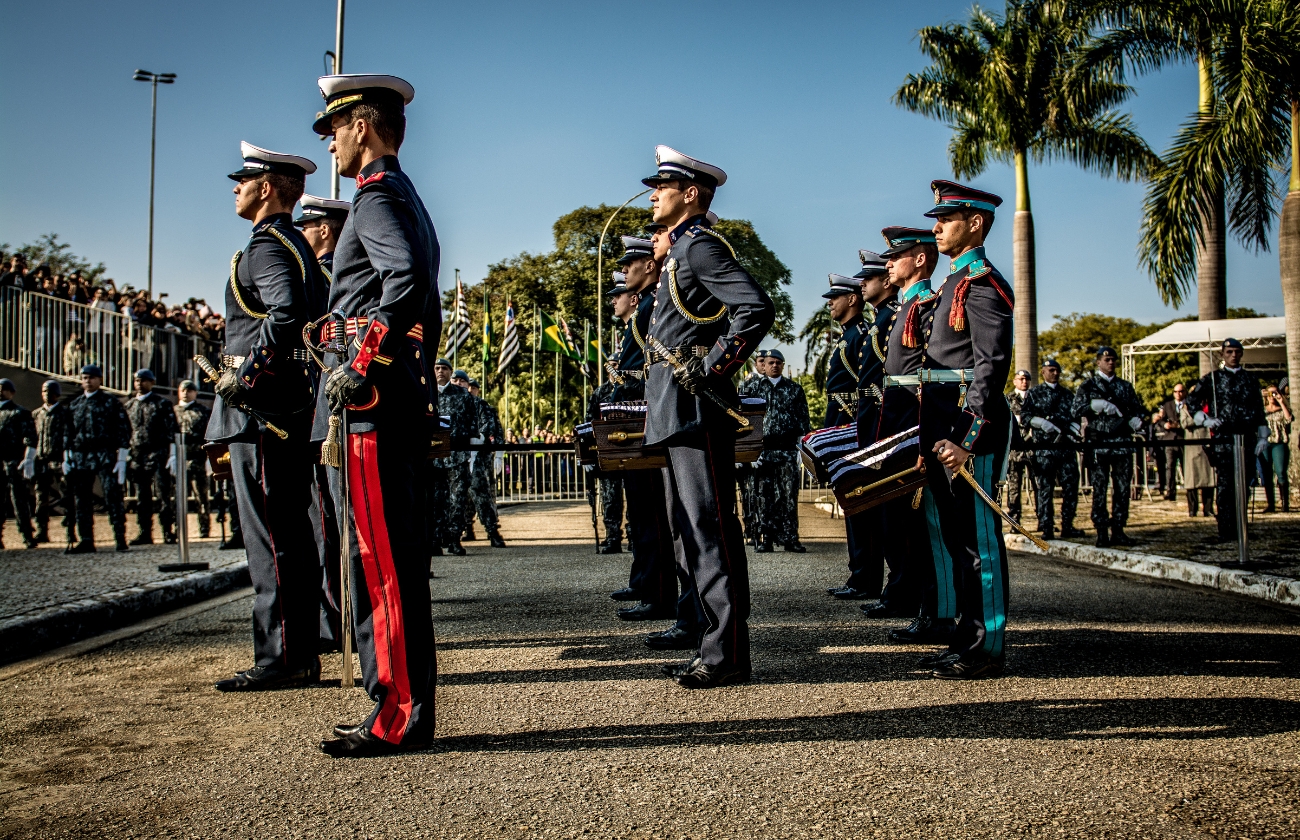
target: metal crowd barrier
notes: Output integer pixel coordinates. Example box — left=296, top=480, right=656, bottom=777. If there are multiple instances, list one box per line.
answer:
left=0, top=289, right=221, bottom=394
left=492, top=447, right=591, bottom=502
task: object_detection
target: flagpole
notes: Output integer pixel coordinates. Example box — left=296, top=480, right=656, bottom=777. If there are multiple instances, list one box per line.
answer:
left=481, top=283, right=488, bottom=386
left=595, top=188, right=651, bottom=388
left=554, top=350, right=560, bottom=430
left=530, top=305, right=537, bottom=435
left=452, top=269, right=460, bottom=371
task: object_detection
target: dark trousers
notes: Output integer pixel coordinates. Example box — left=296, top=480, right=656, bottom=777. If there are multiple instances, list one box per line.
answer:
left=843, top=507, right=883, bottom=595
left=925, top=452, right=1008, bottom=662
left=600, top=476, right=624, bottom=542
left=1210, top=445, right=1244, bottom=541
left=1152, top=444, right=1167, bottom=493
left=1033, top=455, right=1079, bottom=532
left=1161, top=445, right=1182, bottom=500
left=1005, top=457, right=1030, bottom=522
left=624, top=469, right=678, bottom=609
left=0, top=462, right=34, bottom=541
left=1089, top=450, right=1133, bottom=531
left=310, top=461, right=342, bottom=648
left=661, top=430, right=749, bottom=669
left=469, top=459, right=499, bottom=530
left=1187, top=488, right=1215, bottom=516
left=183, top=459, right=211, bottom=534
left=129, top=464, right=174, bottom=536
left=333, top=424, right=436, bottom=746
left=33, top=462, right=67, bottom=537
left=228, top=428, right=319, bottom=670
left=67, top=463, right=125, bottom=544
left=429, top=456, right=470, bottom=546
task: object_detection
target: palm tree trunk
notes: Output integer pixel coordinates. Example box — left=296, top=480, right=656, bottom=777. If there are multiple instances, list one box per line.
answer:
left=1013, top=150, right=1038, bottom=381
left=1281, top=101, right=1300, bottom=491
left=1196, top=52, right=1227, bottom=374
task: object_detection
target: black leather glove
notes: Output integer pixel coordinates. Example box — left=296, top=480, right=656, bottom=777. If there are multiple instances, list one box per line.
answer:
left=325, top=366, right=365, bottom=415
left=214, top=368, right=250, bottom=408
left=672, top=355, right=709, bottom=395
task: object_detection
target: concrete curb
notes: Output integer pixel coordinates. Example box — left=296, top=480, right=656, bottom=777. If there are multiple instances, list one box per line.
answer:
left=1005, top=534, right=1300, bottom=610
left=0, top=561, right=250, bottom=665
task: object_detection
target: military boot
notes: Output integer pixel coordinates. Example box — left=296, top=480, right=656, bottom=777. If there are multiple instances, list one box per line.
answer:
left=163, top=526, right=178, bottom=545
left=446, top=537, right=466, bottom=556
left=129, top=526, right=153, bottom=546
left=1095, top=525, right=1110, bottom=548
left=463, top=523, right=477, bottom=541
left=115, top=527, right=130, bottom=552
left=198, top=514, right=211, bottom=538
left=487, top=528, right=506, bottom=548
left=599, top=537, right=622, bottom=555
left=34, top=526, right=49, bottom=544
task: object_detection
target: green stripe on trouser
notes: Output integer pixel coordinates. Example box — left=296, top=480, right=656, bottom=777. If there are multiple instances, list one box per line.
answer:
left=972, top=454, right=1008, bottom=658
left=922, top=486, right=957, bottom=619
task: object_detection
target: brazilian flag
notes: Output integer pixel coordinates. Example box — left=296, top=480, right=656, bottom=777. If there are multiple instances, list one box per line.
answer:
left=539, top=309, right=578, bottom=358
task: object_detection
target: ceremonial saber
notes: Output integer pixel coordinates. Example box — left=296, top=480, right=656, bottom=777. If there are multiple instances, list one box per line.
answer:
left=192, top=356, right=289, bottom=440
left=955, top=461, right=1050, bottom=551
left=338, top=407, right=355, bottom=689
left=647, top=337, right=750, bottom=429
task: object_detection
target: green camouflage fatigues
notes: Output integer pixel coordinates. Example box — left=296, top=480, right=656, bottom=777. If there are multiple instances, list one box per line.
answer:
left=175, top=400, right=212, bottom=536
left=752, top=376, right=810, bottom=544
left=32, top=400, right=71, bottom=539
left=1005, top=389, right=1033, bottom=522
left=1072, top=373, right=1144, bottom=532
left=66, top=389, right=131, bottom=544
left=126, top=391, right=179, bottom=538
left=466, top=394, right=505, bottom=532
left=431, top=383, right=474, bottom=546
left=1019, top=382, right=1079, bottom=533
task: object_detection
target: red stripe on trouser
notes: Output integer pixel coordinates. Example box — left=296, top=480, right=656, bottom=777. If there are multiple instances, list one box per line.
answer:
left=348, top=431, right=413, bottom=744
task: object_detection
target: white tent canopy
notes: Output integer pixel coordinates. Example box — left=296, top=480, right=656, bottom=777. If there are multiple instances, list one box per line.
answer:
left=1121, top=317, right=1286, bottom=382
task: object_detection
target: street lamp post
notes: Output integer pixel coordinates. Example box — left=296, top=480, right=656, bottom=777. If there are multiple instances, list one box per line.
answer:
left=331, top=0, right=345, bottom=199
left=595, top=188, right=650, bottom=386
left=133, top=70, right=175, bottom=298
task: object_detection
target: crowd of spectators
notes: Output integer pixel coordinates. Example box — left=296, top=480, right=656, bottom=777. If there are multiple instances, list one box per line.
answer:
left=0, top=252, right=225, bottom=341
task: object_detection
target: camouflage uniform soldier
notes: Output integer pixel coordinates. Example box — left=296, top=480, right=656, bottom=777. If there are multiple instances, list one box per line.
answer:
left=31, top=379, right=71, bottom=544
left=753, top=350, right=810, bottom=553
left=0, top=379, right=38, bottom=550
left=587, top=377, right=625, bottom=553
left=174, top=380, right=213, bottom=538
left=1019, top=359, right=1082, bottom=539
left=64, top=364, right=131, bottom=553
left=125, top=369, right=179, bottom=545
left=461, top=375, right=506, bottom=548
left=736, top=356, right=768, bottom=545
left=431, top=360, right=474, bottom=555
left=1072, top=346, right=1145, bottom=547
left=1006, top=370, right=1033, bottom=523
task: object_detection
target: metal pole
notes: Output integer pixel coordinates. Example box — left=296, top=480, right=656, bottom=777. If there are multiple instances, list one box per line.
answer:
left=1234, top=434, right=1249, bottom=565
left=339, top=408, right=354, bottom=688
left=554, top=351, right=559, bottom=430
left=147, top=77, right=157, bottom=297
left=594, top=188, right=651, bottom=387
left=331, top=0, right=345, bottom=200
left=175, top=432, right=189, bottom=564
left=530, top=306, right=537, bottom=434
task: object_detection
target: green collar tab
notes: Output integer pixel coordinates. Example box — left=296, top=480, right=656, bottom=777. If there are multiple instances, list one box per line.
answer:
left=900, top=279, right=933, bottom=304
left=950, top=246, right=987, bottom=275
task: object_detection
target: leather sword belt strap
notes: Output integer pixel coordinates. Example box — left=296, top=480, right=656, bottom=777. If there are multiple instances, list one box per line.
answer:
left=857, top=383, right=883, bottom=402
left=318, top=317, right=425, bottom=343
left=221, top=354, right=246, bottom=370
left=647, top=344, right=709, bottom=364
left=884, top=368, right=976, bottom=388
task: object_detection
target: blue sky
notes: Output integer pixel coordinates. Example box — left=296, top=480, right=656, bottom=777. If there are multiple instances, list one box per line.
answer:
left=0, top=0, right=1287, bottom=360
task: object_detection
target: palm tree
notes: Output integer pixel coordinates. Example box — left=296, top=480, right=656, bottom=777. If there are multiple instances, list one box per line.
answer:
left=1081, top=0, right=1241, bottom=372
left=895, top=0, right=1159, bottom=380
left=799, top=304, right=837, bottom=390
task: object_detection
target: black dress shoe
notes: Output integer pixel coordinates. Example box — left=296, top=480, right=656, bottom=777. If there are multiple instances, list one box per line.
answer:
left=618, top=602, right=674, bottom=621
left=782, top=539, right=806, bottom=553
left=677, top=661, right=751, bottom=689
left=932, top=656, right=1004, bottom=680
left=661, top=657, right=701, bottom=677
left=320, top=727, right=431, bottom=758
left=827, top=585, right=850, bottom=596
left=888, top=617, right=954, bottom=644
left=917, top=650, right=960, bottom=667
left=115, top=537, right=130, bottom=552
left=129, top=532, right=153, bottom=546
left=861, top=600, right=913, bottom=618
left=833, top=587, right=875, bottom=601
left=219, top=536, right=244, bottom=550
left=599, top=541, right=623, bottom=555
left=609, top=587, right=639, bottom=602
left=215, top=657, right=321, bottom=692
left=645, top=626, right=700, bottom=650
left=1059, top=526, right=1085, bottom=538
left=333, top=722, right=364, bottom=738
left=446, top=539, right=466, bottom=556
left=66, top=541, right=96, bottom=555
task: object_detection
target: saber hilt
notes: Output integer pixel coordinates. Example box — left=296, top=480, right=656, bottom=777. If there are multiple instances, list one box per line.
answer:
left=193, top=355, right=289, bottom=440
left=647, top=338, right=750, bottom=430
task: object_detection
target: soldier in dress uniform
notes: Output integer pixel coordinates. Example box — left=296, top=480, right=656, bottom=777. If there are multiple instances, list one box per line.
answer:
left=640, top=146, right=775, bottom=688
left=1005, top=369, right=1033, bottom=525
left=589, top=289, right=626, bottom=555
left=0, top=379, right=38, bottom=550
left=1184, top=337, right=1269, bottom=543
left=752, top=349, right=810, bottom=553
left=912, top=180, right=1014, bottom=679
left=464, top=377, right=507, bottom=548
left=430, top=362, right=474, bottom=556
left=736, top=350, right=768, bottom=546
left=1071, top=346, right=1145, bottom=547
left=209, top=142, right=327, bottom=692
left=860, top=228, right=951, bottom=629
left=294, top=194, right=350, bottom=648
left=32, top=379, right=70, bottom=544
left=310, top=74, right=441, bottom=756
left=1019, top=359, right=1083, bottom=539
left=64, top=364, right=131, bottom=553
left=125, top=368, right=179, bottom=545
left=173, top=380, right=212, bottom=538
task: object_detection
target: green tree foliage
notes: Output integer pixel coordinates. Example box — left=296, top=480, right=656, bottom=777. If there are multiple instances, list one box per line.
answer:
left=793, top=372, right=827, bottom=428
left=439, top=205, right=794, bottom=433
left=0, top=233, right=107, bottom=282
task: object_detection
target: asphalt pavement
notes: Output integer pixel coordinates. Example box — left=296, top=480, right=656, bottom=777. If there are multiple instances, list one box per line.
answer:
left=1, top=500, right=1296, bottom=839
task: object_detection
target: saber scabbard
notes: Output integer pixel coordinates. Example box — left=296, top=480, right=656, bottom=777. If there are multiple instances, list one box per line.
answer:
left=957, top=462, right=1050, bottom=552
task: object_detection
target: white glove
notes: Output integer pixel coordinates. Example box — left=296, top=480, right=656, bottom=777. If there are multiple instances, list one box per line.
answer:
left=1203, top=416, right=1223, bottom=431
left=21, top=447, right=36, bottom=480
left=205, top=458, right=213, bottom=477
left=62, top=450, right=72, bottom=475
left=166, top=443, right=178, bottom=476
left=1090, top=399, right=1120, bottom=417
left=1128, top=416, right=1143, bottom=432
left=114, top=447, right=128, bottom=485
left=1029, top=417, right=1061, bottom=435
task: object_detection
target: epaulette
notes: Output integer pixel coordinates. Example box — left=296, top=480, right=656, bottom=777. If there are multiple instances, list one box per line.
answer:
left=966, top=257, right=992, bottom=280
left=356, top=171, right=386, bottom=189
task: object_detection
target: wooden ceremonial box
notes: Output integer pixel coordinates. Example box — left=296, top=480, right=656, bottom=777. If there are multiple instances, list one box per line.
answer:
left=593, top=403, right=666, bottom=472
left=204, top=443, right=232, bottom=482
left=428, top=416, right=453, bottom=459
left=828, top=427, right=926, bottom=517
left=575, top=422, right=598, bottom=468
left=733, top=399, right=767, bottom=464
